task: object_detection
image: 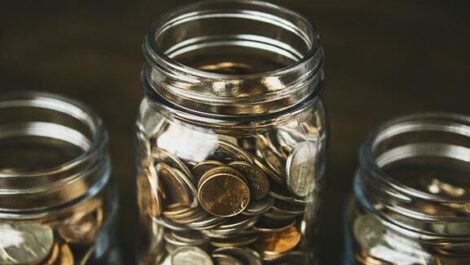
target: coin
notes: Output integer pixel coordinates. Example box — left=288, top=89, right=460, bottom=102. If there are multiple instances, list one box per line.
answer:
left=57, top=243, right=74, bottom=265
left=213, top=247, right=262, bottom=265
left=210, top=234, right=259, bottom=248
left=137, top=172, right=162, bottom=218
left=58, top=200, right=104, bottom=244
left=41, top=242, right=59, bottom=265
left=0, top=221, right=54, bottom=265
left=171, top=231, right=207, bottom=245
left=193, top=161, right=225, bottom=181
left=209, top=141, right=252, bottom=163
left=208, top=216, right=258, bottom=236
left=157, top=163, right=198, bottom=208
left=198, top=172, right=250, bottom=217
left=256, top=225, right=301, bottom=257
left=212, top=253, right=244, bottom=265
left=187, top=214, right=227, bottom=231
left=153, top=216, right=190, bottom=232
left=269, top=182, right=307, bottom=204
left=229, top=161, right=270, bottom=200
left=198, top=166, right=245, bottom=188
left=253, top=158, right=283, bottom=184
left=145, top=165, right=163, bottom=217
left=164, top=232, right=206, bottom=247
left=286, top=141, right=317, bottom=197
left=243, top=196, right=275, bottom=216
left=153, top=148, right=194, bottom=181
left=171, top=246, right=213, bottom=265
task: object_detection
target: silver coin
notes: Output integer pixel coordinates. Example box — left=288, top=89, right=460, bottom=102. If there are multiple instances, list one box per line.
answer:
left=171, top=246, right=213, bottom=265
left=213, top=247, right=262, bottom=265
left=209, top=141, right=253, bottom=163
left=0, top=221, right=54, bottom=265
left=243, top=196, right=275, bottom=216
left=212, top=253, right=244, bottom=265
left=208, top=216, right=258, bottom=236
left=153, top=216, right=190, bottom=232
left=286, top=141, right=318, bottom=197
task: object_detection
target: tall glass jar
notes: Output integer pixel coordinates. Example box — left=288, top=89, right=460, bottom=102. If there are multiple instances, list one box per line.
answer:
left=135, top=1, right=326, bottom=264
left=345, top=113, right=470, bottom=265
left=0, top=91, right=120, bottom=265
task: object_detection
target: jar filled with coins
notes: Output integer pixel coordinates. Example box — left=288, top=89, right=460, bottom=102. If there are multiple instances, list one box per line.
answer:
left=0, top=92, right=121, bottom=265
left=344, top=113, right=470, bottom=265
left=136, top=1, right=327, bottom=264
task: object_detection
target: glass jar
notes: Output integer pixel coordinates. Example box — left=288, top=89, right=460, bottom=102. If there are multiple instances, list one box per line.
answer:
left=345, top=113, right=470, bottom=265
left=135, top=1, right=326, bottom=264
left=0, top=91, right=121, bottom=265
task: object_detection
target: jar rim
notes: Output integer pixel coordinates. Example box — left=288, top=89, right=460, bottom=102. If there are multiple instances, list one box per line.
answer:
left=144, top=0, right=320, bottom=80
left=142, top=0, right=324, bottom=117
left=0, top=90, right=107, bottom=181
left=360, top=112, right=470, bottom=204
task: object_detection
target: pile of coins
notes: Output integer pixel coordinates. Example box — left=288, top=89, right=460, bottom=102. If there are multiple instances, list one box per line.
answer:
left=0, top=198, right=104, bottom=265
left=142, top=129, right=320, bottom=265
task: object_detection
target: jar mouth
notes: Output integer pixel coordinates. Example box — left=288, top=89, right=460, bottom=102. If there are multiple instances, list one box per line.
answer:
left=358, top=112, right=470, bottom=236
left=143, top=0, right=323, bottom=116
left=361, top=112, right=470, bottom=203
left=0, top=91, right=109, bottom=214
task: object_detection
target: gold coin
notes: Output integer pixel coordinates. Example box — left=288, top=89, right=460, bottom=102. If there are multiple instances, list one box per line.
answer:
left=198, top=172, right=250, bottom=217
left=0, top=221, right=54, bottom=265
left=153, top=148, right=194, bottom=182
left=41, top=242, right=59, bottom=265
left=41, top=242, right=74, bottom=265
left=192, top=160, right=225, bottom=182
left=57, top=243, right=74, bottom=265
left=58, top=199, right=104, bottom=244
left=256, top=225, right=300, bottom=257
left=229, top=161, right=270, bottom=200
left=157, top=163, right=198, bottom=209
left=144, top=164, right=163, bottom=217
left=198, top=166, right=245, bottom=187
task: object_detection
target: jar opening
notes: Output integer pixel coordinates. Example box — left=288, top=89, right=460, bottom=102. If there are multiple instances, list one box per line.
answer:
left=0, top=92, right=104, bottom=176
left=366, top=113, right=470, bottom=202
left=143, top=0, right=324, bottom=116
left=0, top=91, right=109, bottom=214
left=358, top=112, right=470, bottom=236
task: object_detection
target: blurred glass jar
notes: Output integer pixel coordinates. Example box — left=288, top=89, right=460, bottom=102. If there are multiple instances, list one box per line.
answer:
left=135, top=1, right=326, bottom=264
left=0, top=92, right=120, bottom=265
left=345, top=113, right=470, bottom=265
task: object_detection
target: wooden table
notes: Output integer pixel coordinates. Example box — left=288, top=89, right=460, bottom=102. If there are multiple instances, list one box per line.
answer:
left=1, top=1, right=469, bottom=264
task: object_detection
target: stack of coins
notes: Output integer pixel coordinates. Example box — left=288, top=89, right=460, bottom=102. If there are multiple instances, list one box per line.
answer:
left=142, top=129, right=320, bottom=265
left=0, top=197, right=104, bottom=265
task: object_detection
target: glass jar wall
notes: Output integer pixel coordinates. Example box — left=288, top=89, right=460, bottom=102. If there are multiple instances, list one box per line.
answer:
left=0, top=92, right=120, bottom=265
left=135, top=1, right=326, bottom=265
left=345, top=113, right=470, bottom=265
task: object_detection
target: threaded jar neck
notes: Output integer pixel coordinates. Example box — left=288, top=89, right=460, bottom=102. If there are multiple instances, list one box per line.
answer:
left=0, top=91, right=109, bottom=216
left=356, top=113, right=470, bottom=237
left=142, top=0, right=324, bottom=118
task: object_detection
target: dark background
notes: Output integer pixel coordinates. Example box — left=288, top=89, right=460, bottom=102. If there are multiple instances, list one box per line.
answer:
left=1, top=1, right=469, bottom=264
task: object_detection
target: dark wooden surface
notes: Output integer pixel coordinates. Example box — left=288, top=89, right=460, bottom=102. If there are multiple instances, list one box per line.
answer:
left=1, top=1, right=469, bottom=264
